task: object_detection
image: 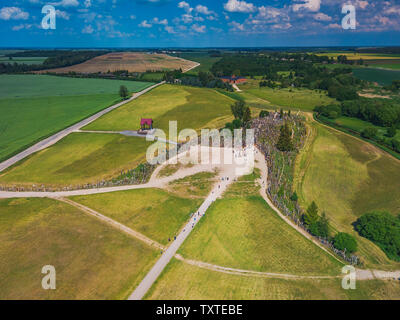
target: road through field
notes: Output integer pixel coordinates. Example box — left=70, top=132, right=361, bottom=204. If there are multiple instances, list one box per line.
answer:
left=0, top=82, right=165, bottom=173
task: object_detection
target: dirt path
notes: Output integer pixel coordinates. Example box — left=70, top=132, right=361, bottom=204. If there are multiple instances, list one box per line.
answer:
left=0, top=82, right=165, bottom=174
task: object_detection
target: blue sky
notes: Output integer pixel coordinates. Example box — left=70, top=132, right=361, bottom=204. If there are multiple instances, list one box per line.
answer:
left=0, top=0, right=399, bottom=47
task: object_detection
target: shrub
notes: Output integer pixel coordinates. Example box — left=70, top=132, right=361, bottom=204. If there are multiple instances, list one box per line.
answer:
left=333, top=233, right=357, bottom=253
left=361, top=127, right=378, bottom=139
left=386, top=125, right=397, bottom=138
left=259, top=110, right=270, bottom=118
left=392, top=139, right=400, bottom=153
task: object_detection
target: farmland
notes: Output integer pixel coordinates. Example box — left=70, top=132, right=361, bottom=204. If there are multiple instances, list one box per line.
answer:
left=352, top=68, right=400, bottom=86
left=295, top=121, right=400, bottom=269
left=40, top=52, right=198, bottom=74
left=84, top=84, right=234, bottom=134
left=0, top=75, right=154, bottom=162
left=145, top=259, right=400, bottom=300
left=0, top=133, right=151, bottom=187
left=0, top=57, right=47, bottom=65
left=0, top=197, right=158, bottom=300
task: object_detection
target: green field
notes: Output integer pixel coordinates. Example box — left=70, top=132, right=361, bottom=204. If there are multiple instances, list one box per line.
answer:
left=84, top=84, right=234, bottom=134
left=0, top=75, right=153, bottom=99
left=324, top=116, right=400, bottom=141
left=179, top=194, right=342, bottom=276
left=0, top=74, right=154, bottom=162
left=145, top=259, right=400, bottom=300
left=239, top=82, right=336, bottom=111
left=296, top=121, right=400, bottom=269
left=71, top=188, right=202, bottom=245
left=0, top=57, right=47, bottom=65
left=0, top=197, right=158, bottom=299
left=173, top=52, right=221, bottom=75
left=352, top=68, right=400, bottom=86
left=372, top=64, right=400, bottom=70
left=0, top=133, right=151, bottom=187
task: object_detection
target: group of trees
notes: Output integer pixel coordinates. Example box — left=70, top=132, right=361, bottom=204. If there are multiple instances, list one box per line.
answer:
left=303, top=201, right=358, bottom=254
left=384, top=80, right=400, bottom=93
left=225, top=101, right=251, bottom=131
left=164, top=70, right=233, bottom=91
left=356, top=211, right=400, bottom=261
left=276, top=122, right=294, bottom=152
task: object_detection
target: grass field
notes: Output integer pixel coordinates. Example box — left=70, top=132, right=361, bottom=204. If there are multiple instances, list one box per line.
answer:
left=0, top=57, right=47, bottom=65
left=239, top=81, right=336, bottom=111
left=166, top=171, right=217, bottom=198
left=84, top=84, right=234, bottom=134
left=0, top=74, right=153, bottom=99
left=173, top=52, right=222, bottom=75
left=315, top=52, right=400, bottom=60
left=71, top=188, right=202, bottom=245
left=295, top=121, right=400, bottom=269
left=352, top=68, right=400, bottom=86
left=0, top=197, right=158, bottom=299
left=371, top=63, right=400, bottom=70
left=145, top=259, right=400, bottom=300
left=40, top=52, right=198, bottom=73
left=179, top=195, right=343, bottom=276
left=0, top=74, right=154, bottom=162
left=324, top=116, right=400, bottom=141
left=0, top=133, right=151, bottom=187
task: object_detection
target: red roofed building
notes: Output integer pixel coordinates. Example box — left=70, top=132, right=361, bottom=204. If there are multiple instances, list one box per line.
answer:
left=220, top=75, right=247, bottom=84
left=140, top=118, right=153, bottom=130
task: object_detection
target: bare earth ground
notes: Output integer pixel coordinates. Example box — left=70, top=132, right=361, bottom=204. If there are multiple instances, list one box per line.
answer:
left=38, top=52, right=199, bottom=74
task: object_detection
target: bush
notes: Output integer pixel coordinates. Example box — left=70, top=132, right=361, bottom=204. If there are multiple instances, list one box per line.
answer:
left=333, top=233, right=357, bottom=254
left=259, top=110, right=270, bottom=118
left=386, top=125, right=397, bottom=138
left=361, top=127, right=378, bottom=139
left=356, top=211, right=400, bottom=261
left=392, top=139, right=400, bottom=153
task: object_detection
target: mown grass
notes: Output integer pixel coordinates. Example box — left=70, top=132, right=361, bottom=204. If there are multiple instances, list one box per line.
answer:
left=0, top=94, right=122, bottom=162
left=71, top=188, right=202, bottom=245
left=179, top=194, right=343, bottom=276
left=0, top=133, right=151, bottom=187
left=84, top=85, right=234, bottom=134
left=145, top=259, right=400, bottom=300
left=296, top=121, right=400, bottom=269
left=0, top=74, right=153, bottom=99
left=167, top=171, right=217, bottom=199
left=352, top=68, right=400, bottom=86
left=0, top=197, right=159, bottom=300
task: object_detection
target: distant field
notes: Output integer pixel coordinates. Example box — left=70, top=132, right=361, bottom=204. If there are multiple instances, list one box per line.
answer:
left=325, top=116, right=400, bottom=141
left=0, top=74, right=153, bottom=99
left=39, top=52, right=198, bottom=74
left=0, top=133, right=151, bottom=187
left=0, top=197, right=158, bottom=299
left=173, top=52, right=222, bottom=75
left=71, top=188, right=202, bottom=245
left=84, top=84, right=234, bottom=134
left=372, top=64, right=400, bottom=70
left=352, top=68, right=400, bottom=86
left=240, top=82, right=336, bottom=111
left=0, top=74, right=153, bottom=162
left=316, top=52, right=400, bottom=60
left=296, top=121, right=400, bottom=269
left=0, top=57, right=47, bottom=65
left=145, top=259, right=400, bottom=300
left=179, top=194, right=342, bottom=276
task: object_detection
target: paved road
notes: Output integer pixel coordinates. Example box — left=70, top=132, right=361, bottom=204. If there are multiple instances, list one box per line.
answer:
left=0, top=81, right=165, bottom=173
left=128, top=174, right=234, bottom=300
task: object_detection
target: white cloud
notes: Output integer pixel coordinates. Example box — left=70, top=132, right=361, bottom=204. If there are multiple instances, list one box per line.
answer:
left=178, top=1, right=192, bottom=13
left=84, top=0, right=91, bottom=8
left=12, top=23, right=33, bottom=31
left=82, top=24, right=94, bottom=33
left=152, top=17, right=168, bottom=25
left=139, top=20, right=152, bottom=28
left=229, top=21, right=245, bottom=31
left=165, top=25, right=176, bottom=33
left=50, top=0, right=80, bottom=7
left=314, top=12, right=332, bottom=21
left=292, top=0, right=321, bottom=12
left=130, top=15, right=136, bottom=20
left=192, top=24, right=206, bottom=33
left=0, top=7, right=29, bottom=20
left=224, top=0, right=256, bottom=13
left=195, top=5, right=214, bottom=15
left=56, top=10, right=70, bottom=20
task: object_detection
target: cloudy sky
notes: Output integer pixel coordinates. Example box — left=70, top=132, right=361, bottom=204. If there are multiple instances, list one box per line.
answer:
left=0, top=0, right=399, bottom=47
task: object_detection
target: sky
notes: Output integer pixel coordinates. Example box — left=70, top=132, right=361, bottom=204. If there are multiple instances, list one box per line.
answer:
left=0, top=0, right=399, bottom=48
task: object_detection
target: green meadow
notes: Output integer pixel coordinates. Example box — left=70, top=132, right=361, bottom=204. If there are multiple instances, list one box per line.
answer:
left=0, top=133, right=151, bottom=187
left=296, top=121, right=400, bottom=269
left=0, top=197, right=158, bottom=300
left=71, top=188, right=203, bottom=245
left=145, top=259, right=400, bottom=300
left=0, top=57, right=47, bottom=65
left=84, top=84, right=234, bottom=134
left=0, top=74, right=154, bottom=162
left=352, top=68, right=400, bottom=86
